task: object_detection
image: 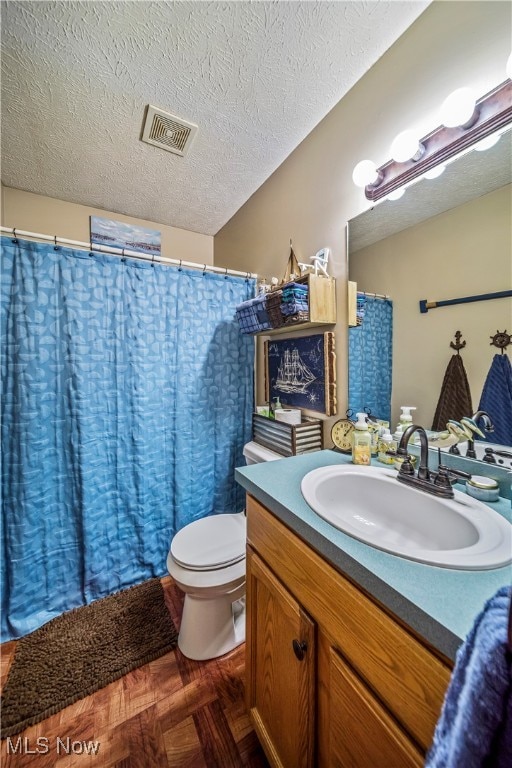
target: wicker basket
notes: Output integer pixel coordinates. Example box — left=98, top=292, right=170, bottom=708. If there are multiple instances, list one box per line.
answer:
left=265, top=290, right=284, bottom=329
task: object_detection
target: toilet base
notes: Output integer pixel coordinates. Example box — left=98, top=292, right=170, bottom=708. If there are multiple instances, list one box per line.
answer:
left=178, top=585, right=246, bottom=661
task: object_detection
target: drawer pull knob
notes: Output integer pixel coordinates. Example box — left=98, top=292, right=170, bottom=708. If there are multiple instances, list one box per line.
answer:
left=292, top=639, right=307, bottom=661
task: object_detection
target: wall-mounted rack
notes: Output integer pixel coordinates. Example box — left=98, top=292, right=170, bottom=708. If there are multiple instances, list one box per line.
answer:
left=419, top=289, right=512, bottom=314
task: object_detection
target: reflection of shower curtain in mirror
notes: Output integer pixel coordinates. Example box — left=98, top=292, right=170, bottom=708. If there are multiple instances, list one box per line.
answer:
left=348, top=296, right=393, bottom=422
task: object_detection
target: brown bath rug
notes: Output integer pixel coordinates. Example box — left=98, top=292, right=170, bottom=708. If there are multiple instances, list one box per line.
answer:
left=1, top=578, right=178, bottom=738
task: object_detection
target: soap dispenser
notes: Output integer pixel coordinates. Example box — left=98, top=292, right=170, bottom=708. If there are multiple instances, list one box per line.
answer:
left=352, top=413, right=372, bottom=465
left=377, top=429, right=396, bottom=465
left=396, top=406, right=416, bottom=444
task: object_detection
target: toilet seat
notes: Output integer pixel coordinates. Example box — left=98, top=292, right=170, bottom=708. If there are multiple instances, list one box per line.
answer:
left=171, top=513, right=246, bottom=571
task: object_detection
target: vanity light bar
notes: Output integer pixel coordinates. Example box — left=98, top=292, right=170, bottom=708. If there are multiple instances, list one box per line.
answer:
left=364, top=80, right=512, bottom=202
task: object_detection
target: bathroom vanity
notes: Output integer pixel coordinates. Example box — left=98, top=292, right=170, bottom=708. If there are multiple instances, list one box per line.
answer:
left=236, top=450, right=512, bottom=768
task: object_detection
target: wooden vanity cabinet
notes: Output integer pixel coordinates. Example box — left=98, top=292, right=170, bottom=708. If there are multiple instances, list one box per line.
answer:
left=246, top=549, right=315, bottom=768
left=245, top=495, right=453, bottom=768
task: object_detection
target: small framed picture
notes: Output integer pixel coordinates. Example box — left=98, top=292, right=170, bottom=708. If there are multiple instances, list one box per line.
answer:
left=264, top=331, right=336, bottom=415
left=90, top=216, right=161, bottom=257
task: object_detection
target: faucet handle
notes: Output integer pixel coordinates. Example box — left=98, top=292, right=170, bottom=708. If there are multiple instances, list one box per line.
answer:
left=437, top=463, right=472, bottom=482
left=397, top=455, right=415, bottom=476
left=432, top=465, right=454, bottom=492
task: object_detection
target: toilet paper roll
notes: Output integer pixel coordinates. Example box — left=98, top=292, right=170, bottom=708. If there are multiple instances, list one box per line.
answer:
left=274, top=409, right=302, bottom=425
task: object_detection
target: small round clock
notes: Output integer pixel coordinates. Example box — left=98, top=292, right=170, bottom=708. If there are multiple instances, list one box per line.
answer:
left=331, top=416, right=355, bottom=453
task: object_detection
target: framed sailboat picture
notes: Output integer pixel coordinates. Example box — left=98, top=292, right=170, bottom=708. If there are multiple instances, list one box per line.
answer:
left=264, top=332, right=336, bottom=416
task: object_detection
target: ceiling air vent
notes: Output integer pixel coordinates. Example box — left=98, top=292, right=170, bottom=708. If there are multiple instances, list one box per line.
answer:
left=141, top=105, right=198, bottom=157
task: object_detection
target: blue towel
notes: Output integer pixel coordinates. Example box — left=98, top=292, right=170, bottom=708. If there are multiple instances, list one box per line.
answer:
left=478, top=355, right=512, bottom=445
left=425, top=585, right=512, bottom=768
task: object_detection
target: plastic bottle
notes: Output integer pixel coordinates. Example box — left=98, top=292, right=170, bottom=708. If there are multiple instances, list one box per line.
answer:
left=352, top=413, right=372, bottom=465
left=396, top=406, right=416, bottom=444
left=377, top=429, right=396, bottom=465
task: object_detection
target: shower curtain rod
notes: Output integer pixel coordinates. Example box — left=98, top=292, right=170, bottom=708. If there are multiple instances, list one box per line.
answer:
left=0, top=226, right=258, bottom=280
left=357, top=290, right=390, bottom=300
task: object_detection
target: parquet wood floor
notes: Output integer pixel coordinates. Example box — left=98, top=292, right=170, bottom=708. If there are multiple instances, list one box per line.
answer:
left=0, top=577, right=269, bottom=767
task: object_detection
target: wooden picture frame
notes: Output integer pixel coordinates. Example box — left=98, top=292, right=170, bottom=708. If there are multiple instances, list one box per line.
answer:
left=264, top=331, right=336, bottom=416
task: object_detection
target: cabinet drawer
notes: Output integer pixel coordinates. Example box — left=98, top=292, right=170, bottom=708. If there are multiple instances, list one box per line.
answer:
left=247, top=495, right=451, bottom=751
left=328, top=647, right=424, bottom=768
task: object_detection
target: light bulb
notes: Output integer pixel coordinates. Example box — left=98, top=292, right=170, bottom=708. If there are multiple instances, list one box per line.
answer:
left=507, top=51, right=512, bottom=80
left=424, top=165, right=446, bottom=180
left=352, top=160, right=379, bottom=188
left=474, top=134, right=500, bottom=152
left=440, top=87, right=477, bottom=128
left=390, top=131, right=423, bottom=163
left=387, top=188, right=405, bottom=201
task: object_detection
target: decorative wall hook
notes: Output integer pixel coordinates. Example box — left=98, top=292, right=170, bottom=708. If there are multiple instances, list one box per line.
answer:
left=450, top=330, right=466, bottom=354
left=490, top=329, right=511, bottom=354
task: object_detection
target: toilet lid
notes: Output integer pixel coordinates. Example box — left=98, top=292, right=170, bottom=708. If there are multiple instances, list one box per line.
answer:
left=171, top=513, right=246, bottom=571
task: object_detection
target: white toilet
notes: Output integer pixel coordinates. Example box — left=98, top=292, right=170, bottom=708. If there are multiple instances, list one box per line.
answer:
left=166, top=440, right=281, bottom=660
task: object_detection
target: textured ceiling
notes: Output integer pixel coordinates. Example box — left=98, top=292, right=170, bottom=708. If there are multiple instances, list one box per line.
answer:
left=1, top=1, right=429, bottom=235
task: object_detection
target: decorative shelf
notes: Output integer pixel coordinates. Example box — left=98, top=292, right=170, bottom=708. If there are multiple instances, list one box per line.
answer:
left=257, top=274, right=336, bottom=336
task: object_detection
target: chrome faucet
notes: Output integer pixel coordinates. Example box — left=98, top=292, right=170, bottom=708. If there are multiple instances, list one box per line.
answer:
left=396, top=424, right=471, bottom=499
left=466, top=410, right=494, bottom=459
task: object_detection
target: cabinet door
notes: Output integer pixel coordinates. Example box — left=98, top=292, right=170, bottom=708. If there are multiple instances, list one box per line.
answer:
left=246, top=547, right=315, bottom=768
left=328, top=647, right=424, bottom=768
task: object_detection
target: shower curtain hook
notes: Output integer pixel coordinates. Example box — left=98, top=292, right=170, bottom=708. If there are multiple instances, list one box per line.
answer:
left=12, top=228, right=17, bottom=243
left=151, top=253, right=155, bottom=267
left=225, top=267, right=228, bottom=279
left=54, top=235, right=58, bottom=250
left=178, top=259, right=182, bottom=272
left=203, top=264, right=207, bottom=275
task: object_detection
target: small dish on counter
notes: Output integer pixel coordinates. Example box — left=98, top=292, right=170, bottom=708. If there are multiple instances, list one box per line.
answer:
left=466, top=476, right=500, bottom=503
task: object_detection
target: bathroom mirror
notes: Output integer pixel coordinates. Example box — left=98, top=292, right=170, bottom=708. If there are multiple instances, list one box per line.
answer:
left=347, top=128, right=512, bottom=454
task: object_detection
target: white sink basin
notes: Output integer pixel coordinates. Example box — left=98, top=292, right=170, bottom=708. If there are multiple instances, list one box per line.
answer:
left=301, top=465, right=512, bottom=570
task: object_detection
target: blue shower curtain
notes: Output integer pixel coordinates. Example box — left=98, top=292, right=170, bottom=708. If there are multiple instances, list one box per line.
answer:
left=1, top=237, right=254, bottom=640
left=348, top=295, right=393, bottom=423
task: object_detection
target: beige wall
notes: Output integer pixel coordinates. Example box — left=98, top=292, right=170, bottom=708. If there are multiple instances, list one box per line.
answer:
left=349, top=184, right=512, bottom=430
left=1, top=187, right=213, bottom=264
left=213, top=1, right=511, bottom=436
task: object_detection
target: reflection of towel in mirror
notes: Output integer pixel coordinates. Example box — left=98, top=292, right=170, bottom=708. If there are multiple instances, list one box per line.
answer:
left=432, top=354, right=473, bottom=431
left=478, top=354, right=512, bottom=445
left=425, top=585, right=512, bottom=768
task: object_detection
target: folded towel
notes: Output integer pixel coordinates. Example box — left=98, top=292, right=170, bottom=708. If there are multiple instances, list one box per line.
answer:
left=432, top=354, right=473, bottom=431
left=425, top=585, right=512, bottom=768
left=478, top=354, right=512, bottom=445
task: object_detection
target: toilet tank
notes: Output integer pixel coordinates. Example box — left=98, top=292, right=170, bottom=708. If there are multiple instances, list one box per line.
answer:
left=243, top=441, right=282, bottom=465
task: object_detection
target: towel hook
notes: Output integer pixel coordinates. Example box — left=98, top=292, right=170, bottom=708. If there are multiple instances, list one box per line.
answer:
left=450, top=330, right=466, bottom=355
left=490, top=329, right=511, bottom=355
